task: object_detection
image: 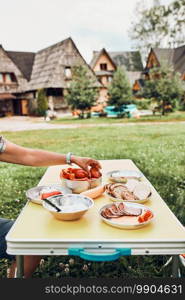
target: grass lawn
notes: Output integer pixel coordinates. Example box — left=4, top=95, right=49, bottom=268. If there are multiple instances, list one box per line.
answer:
left=0, top=123, right=185, bottom=278
left=51, top=111, right=185, bottom=124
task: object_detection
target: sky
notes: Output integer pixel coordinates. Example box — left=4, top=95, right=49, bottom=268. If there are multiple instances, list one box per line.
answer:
left=0, top=0, right=173, bottom=63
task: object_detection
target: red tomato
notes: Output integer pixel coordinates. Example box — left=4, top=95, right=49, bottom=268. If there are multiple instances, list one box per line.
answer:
left=41, top=191, right=62, bottom=199
left=138, top=215, right=145, bottom=223
left=90, top=167, right=101, bottom=178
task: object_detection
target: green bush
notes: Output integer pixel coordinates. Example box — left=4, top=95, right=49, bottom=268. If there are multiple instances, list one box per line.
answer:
left=36, top=89, right=48, bottom=116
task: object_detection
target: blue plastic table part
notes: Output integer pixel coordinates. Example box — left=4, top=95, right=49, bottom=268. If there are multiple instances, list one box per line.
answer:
left=68, top=248, right=131, bottom=261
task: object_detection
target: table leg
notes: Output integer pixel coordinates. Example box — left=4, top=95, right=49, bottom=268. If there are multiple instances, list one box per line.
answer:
left=172, top=255, right=180, bottom=278
left=16, top=255, right=24, bottom=278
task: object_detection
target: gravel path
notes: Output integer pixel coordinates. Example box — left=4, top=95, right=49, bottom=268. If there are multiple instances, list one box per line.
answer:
left=0, top=116, right=185, bottom=132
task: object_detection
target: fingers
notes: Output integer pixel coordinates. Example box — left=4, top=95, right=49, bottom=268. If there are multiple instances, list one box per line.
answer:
left=89, top=159, right=102, bottom=169
left=74, top=156, right=101, bottom=172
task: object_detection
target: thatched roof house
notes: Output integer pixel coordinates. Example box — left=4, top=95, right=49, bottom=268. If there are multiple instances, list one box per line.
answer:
left=90, top=48, right=143, bottom=104
left=0, top=44, right=35, bottom=115
left=145, top=45, right=185, bottom=79
left=0, top=37, right=99, bottom=116
left=29, top=38, right=98, bottom=90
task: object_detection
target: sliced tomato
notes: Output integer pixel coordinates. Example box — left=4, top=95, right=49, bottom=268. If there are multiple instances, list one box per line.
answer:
left=90, top=167, right=101, bottom=178
left=143, top=210, right=153, bottom=221
left=138, top=215, right=145, bottom=223
left=60, top=166, right=101, bottom=181
left=41, top=191, right=62, bottom=199
left=68, top=173, right=75, bottom=180
left=74, top=169, right=88, bottom=179
left=138, top=210, right=153, bottom=223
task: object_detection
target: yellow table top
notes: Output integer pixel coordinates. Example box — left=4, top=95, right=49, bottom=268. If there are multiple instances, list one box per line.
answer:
left=7, top=160, right=185, bottom=246
left=7, top=160, right=185, bottom=243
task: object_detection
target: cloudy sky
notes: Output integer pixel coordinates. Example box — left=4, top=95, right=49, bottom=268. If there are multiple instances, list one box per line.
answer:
left=0, top=0, right=172, bottom=63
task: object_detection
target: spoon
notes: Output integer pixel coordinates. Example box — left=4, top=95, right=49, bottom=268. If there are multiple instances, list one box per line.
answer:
left=43, top=198, right=61, bottom=212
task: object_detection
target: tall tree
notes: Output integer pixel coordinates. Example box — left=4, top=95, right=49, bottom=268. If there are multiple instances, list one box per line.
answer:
left=141, top=64, right=184, bottom=115
left=108, top=67, right=132, bottom=115
left=66, top=65, right=98, bottom=118
left=129, top=0, right=185, bottom=59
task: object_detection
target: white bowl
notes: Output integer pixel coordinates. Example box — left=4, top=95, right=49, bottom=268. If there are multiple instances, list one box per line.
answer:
left=42, top=194, right=94, bottom=221
left=62, top=176, right=102, bottom=193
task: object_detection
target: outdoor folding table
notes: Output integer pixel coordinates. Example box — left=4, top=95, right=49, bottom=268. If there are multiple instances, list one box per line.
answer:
left=6, top=160, right=185, bottom=278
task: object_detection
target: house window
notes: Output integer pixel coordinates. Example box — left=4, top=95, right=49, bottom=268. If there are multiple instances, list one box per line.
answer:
left=5, top=73, right=12, bottom=83
left=100, top=63, right=107, bottom=71
left=108, top=76, right=112, bottom=82
left=0, top=73, right=17, bottom=84
left=64, top=67, right=72, bottom=79
left=0, top=73, right=3, bottom=83
left=10, top=73, right=17, bottom=82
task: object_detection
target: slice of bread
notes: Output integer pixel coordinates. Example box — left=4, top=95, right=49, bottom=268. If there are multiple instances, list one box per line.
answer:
left=125, top=179, right=139, bottom=192
left=133, top=183, right=151, bottom=200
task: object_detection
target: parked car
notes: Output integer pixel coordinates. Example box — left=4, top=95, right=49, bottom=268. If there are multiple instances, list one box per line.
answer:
left=104, top=104, right=137, bottom=117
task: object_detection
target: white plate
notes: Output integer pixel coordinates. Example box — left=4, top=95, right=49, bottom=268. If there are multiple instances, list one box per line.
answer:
left=107, top=170, right=143, bottom=183
left=100, top=202, right=154, bottom=230
left=26, top=184, right=72, bottom=205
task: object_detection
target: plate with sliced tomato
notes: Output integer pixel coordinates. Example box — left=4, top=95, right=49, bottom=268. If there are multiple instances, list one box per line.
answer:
left=100, top=202, right=155, bottom=229
left=26, top=184, right=72, bottom=205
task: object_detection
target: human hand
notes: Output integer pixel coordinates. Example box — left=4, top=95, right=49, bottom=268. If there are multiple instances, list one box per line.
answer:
left=71, top=155, right=101, bottom=175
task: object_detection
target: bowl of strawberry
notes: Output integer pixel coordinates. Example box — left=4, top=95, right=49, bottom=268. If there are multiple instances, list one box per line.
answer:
left=60, top=167, right=102, bottom=193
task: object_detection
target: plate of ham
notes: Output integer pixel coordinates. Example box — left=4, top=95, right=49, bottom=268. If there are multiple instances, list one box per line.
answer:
left=104, top=180, right=152, bottom=204
left=100, top=202, right=154, bottom=229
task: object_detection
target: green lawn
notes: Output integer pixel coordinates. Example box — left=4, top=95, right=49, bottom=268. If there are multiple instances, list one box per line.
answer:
left=51, top=111, right=185, bottom=124
left=0, top=124, right=185, bottom=278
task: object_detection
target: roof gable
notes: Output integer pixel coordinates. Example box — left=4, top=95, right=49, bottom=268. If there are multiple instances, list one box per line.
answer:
left=146, top=48, right=160, bottom=69
left=0, top=45, right=28, bottom=92
left=29, top=37, right=100, bottom=90
left=6, top=51, right=35, bottom=80
left=152, top=48, right=174, bottom=67
left=173, top=45, right=185, bottom=74
left=150, top=45, right=185, bottom=74
left=90, top=48, right=117, bottom=70
left=90, top=49, right=143, bottom=72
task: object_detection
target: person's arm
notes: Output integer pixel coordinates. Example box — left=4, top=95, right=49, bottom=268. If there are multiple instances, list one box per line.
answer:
left=0, top=139, right=101, bottom=172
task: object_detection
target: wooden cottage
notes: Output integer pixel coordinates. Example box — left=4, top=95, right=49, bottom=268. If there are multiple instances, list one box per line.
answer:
left=0, top=37, right=99, bottom=116
left=144, top=46, right=185, bottom=80
left=28, top=38, right=99, bottom=113
left=0, top=45, right=34, bottom=116
left=90, top=48, right=143, bottom=104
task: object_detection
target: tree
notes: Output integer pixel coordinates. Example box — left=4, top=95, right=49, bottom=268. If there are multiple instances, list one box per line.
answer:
left=66, top=65, right=98, bottom=118
left=129, top=0, right=185, bottom=59
left=108, top=67, right=132, bottom=116
left=36, top=89, right=48, bottom=116
left=141, top=64, right=184, bottom=115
